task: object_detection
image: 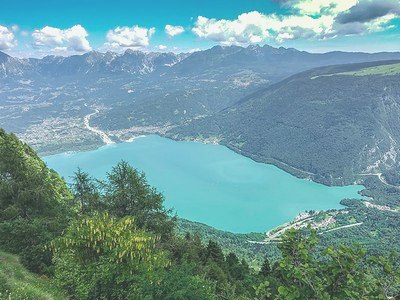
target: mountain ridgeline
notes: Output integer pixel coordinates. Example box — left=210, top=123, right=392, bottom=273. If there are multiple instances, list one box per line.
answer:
left=2, top=45, right=400, bottom=80
left=0, top=49, right=189, bottom=78
left=169, top=60, right=400, bottom=185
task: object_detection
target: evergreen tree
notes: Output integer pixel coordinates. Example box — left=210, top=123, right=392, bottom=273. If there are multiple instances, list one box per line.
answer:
left=104, top=161, right=175, bottom=239
left=259, top=255, right=271, bottom=277
left=205, top=240, right=225, bottom=265
left=71, top=168, right=102, bottom=214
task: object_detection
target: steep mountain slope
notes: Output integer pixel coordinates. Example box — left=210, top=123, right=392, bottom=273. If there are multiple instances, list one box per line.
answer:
left=92, top=45, right=400, bottom=130
left=168, top=44, right=400, bottom=81
left=0, top=51, right=31, bottom=78
left=169, top=61, right=400, bottom=184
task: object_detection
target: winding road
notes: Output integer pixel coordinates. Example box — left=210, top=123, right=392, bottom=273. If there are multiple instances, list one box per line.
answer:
left=357, top=172, right=398, bottom=187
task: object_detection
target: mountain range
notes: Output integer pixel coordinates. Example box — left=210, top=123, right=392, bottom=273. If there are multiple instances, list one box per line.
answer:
left=1, top=45, right=400, bottom=182
left=2, top=44, right=400, bottom=80
left=0, top=49, right=189, bottom=78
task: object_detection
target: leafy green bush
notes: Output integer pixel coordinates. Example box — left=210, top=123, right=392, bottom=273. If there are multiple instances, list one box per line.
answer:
left=256, top=229, right=400, bottom=299
left=52, top=213, right=169, bottom=299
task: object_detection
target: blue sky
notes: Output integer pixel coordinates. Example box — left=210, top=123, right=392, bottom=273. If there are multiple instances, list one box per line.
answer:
left=0, top=0, right=399, bottom=57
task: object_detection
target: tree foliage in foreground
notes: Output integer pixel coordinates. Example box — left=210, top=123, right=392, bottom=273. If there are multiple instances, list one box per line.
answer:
left=52, top=213, right=169, bottom=299
left=72, top=162, right=175, bottom=240
left=256, top=229, right=400, bottom=299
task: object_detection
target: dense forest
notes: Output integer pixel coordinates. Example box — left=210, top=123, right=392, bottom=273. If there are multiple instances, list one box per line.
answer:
left=0, top=128, right=399, bottom=299
left=168, top=61, right=400, bottom=186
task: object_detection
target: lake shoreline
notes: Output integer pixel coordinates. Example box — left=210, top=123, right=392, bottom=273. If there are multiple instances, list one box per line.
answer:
left=32, top=113, right=365, bottom=191
left=38, top=132, right=357, bottom=187
left=37, top=131, right=369, bottom=192
left=163, top=134, right=366, bottom=189
left=43, top=134, right=365, bottom=234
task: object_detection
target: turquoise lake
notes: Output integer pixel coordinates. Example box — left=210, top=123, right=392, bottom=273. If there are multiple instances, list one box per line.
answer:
left=43, top=135, right=364, bottom=233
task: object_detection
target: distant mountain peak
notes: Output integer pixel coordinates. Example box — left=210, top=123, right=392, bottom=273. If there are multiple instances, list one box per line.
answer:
left=1, top=45, right=400, bottom=80
left=124, top=49, right=145, bottom=56
left=247, top=44, right=261, bottom=50
left=85, top=50, right=102, bottom=56
left=0, top=51, right=10, bottom=62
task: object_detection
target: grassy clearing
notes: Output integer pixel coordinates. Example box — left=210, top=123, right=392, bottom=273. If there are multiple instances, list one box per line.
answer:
left=312, top=62, right=400, bottom=79
left=0, top=251, right=65, bottom=300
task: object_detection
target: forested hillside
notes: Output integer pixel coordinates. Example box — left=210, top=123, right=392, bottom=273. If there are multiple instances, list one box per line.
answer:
left=169, top=60, right=400, bottom=185
left=1, top=129, right=399, bottom=299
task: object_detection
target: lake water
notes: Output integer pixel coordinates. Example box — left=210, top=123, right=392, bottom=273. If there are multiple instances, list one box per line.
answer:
left=43, top=135, right=364, bottom=233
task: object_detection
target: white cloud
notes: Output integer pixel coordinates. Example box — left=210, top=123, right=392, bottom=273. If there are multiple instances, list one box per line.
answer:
left=193, top=13, right=270, bottom=45
left=193, top=12, right=334, bottom=45
left=291, top=0, right=357, bottom=16
left=32, top=25, right=91, bottom=52
left=105, top=26, right=155, bottom=49
left=369, top=13, right=398, bottom=31
left=165, top=25, right=185, bottom=37
left=52, top=46, right=69, bottom=54
left=158, top=44, right=167, bottom=50
left=0, top=26, right=17, bottom=50
left=192, top=0, right=399, bottom=45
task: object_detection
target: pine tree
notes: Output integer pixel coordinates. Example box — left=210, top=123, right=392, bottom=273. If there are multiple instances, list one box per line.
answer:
left=259, top=255, right=271, bottom=277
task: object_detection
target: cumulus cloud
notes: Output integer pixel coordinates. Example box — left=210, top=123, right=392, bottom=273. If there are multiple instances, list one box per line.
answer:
left=331, top=0, right=400, bottom=37
left=193, top=12, right=333, bottom=45
left=158, top=44, right=167, bottom=50
left=105, top=26, right=155, bottom=49
left=192, top=0, right=399, bottom=45
left=32, top=25, right=91, bottom=52
left=336, top=0, right=400, bottom=24
left=333, top=13, right=395, bottom=35
left=165, top=25, right=185, bottom=37
left=290, top=0, right=357, bottom=16
left=193, top=13, right=269, bottom=44
left=0, top=26, right=17, bottom=50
